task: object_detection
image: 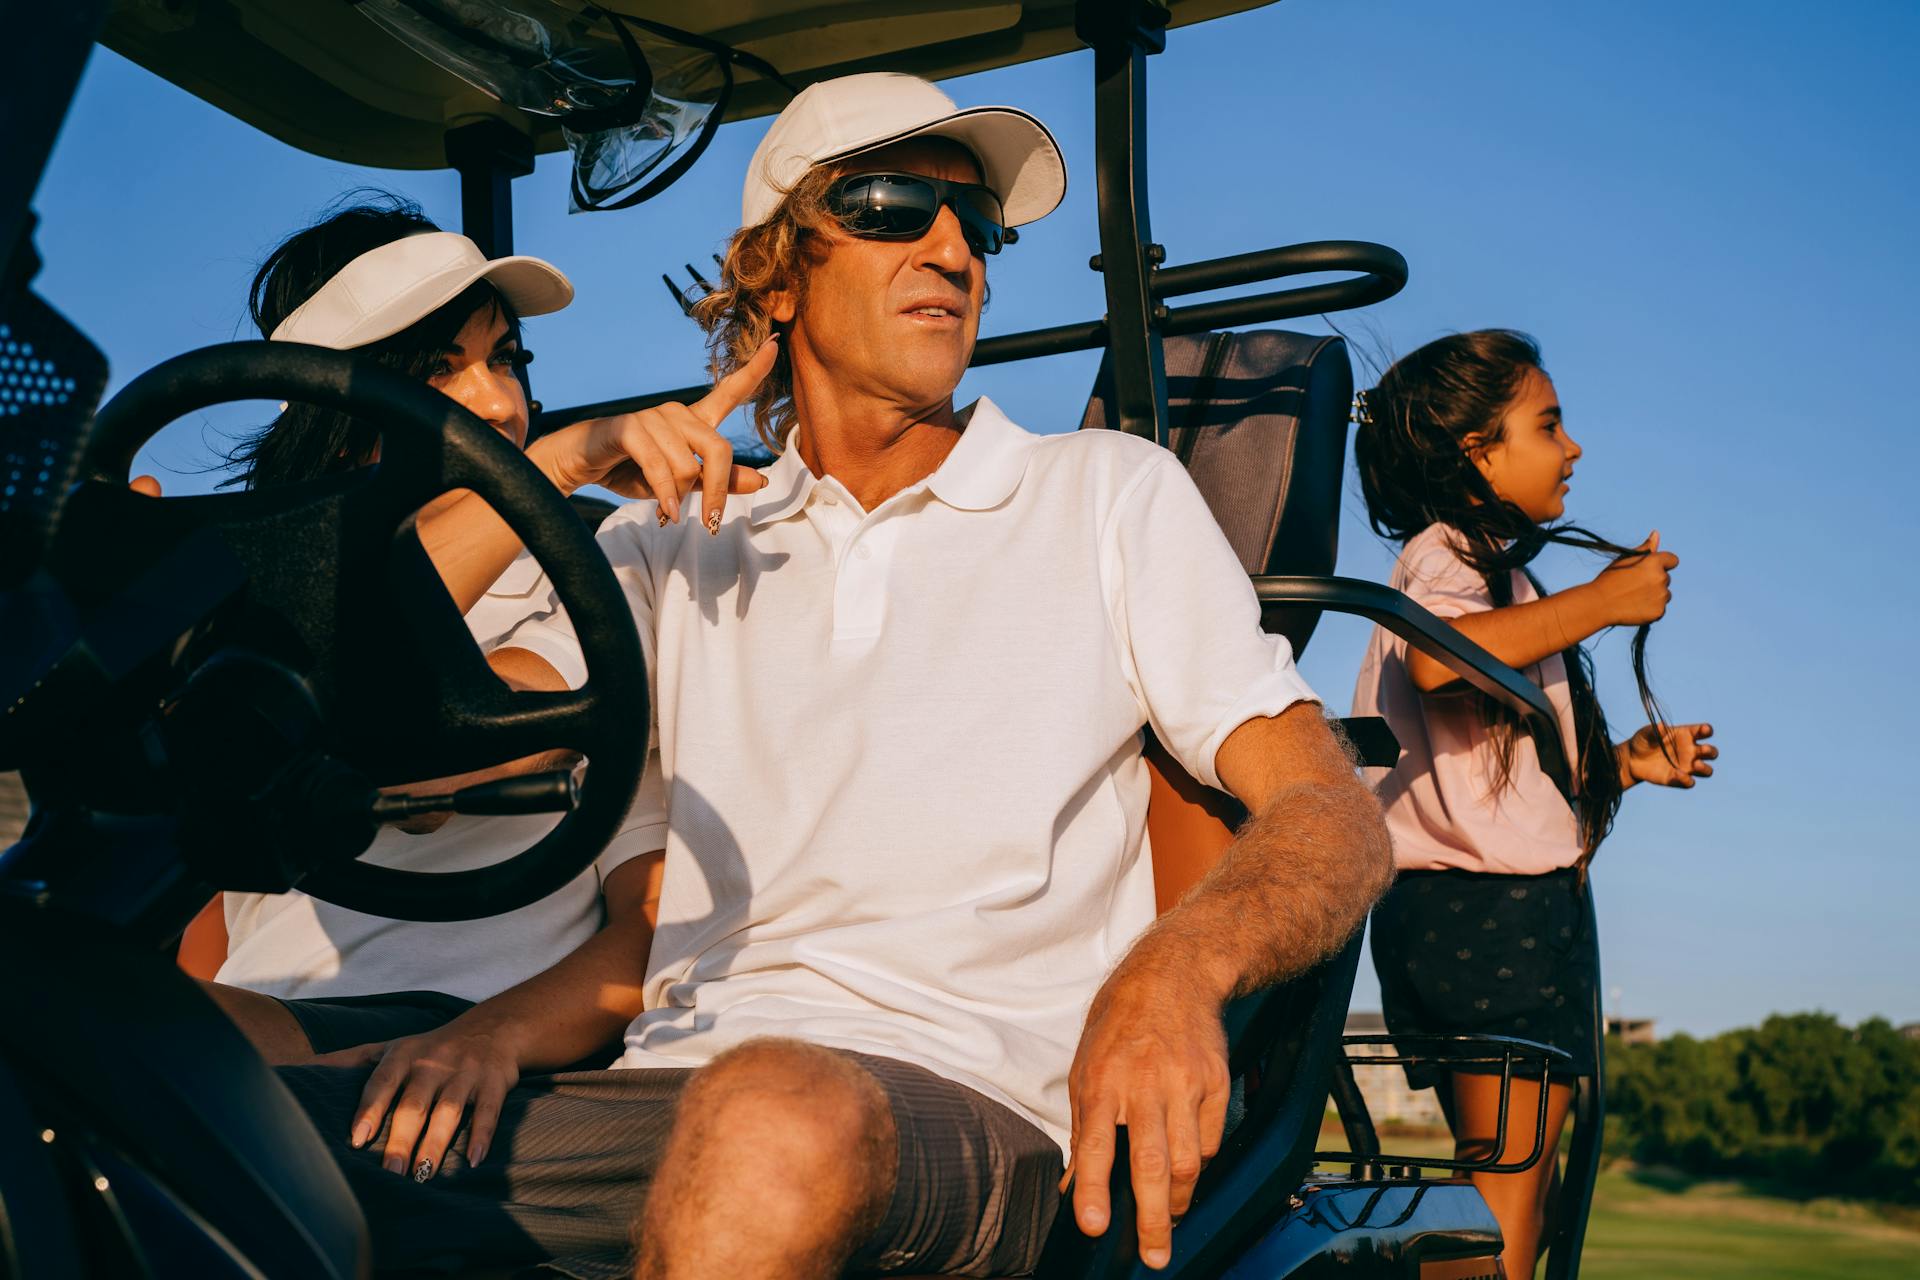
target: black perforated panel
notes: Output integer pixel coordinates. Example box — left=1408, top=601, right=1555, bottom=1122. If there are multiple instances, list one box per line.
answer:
left=0, top=293, right=108, bottom=588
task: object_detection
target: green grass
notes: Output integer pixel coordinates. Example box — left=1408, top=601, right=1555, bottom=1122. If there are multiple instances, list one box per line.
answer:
left=1580, top=1168, right=1920, bottom=1280
left=1314, top=1122, right=1920, bottom=1278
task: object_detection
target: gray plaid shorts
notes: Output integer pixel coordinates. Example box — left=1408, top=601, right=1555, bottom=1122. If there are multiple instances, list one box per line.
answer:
left=277, top=1046, right=1063, bottom=1278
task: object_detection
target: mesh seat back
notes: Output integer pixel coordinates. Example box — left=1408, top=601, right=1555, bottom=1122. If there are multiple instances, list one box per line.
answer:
left=1079, top=330, right=1352, bottom=655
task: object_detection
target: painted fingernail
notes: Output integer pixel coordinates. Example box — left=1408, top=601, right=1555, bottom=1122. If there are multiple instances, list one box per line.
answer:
left=705, top=510, right=722, bottom=535
left=657, top=508, right=669, bottom=527
left=413, top=1158, right=434, bottom=1183
left=350, top=1123, right=369, bottom=1149
left=1145, top=1248, right=1171, bottom=1268
left=384, top=1156, right=406, bottom=1175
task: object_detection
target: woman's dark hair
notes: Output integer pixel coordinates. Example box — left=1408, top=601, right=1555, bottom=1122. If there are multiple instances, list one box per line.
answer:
left=224, top=191, right=524, bottom=490
left=1353, top=329, right=1665, bottom=853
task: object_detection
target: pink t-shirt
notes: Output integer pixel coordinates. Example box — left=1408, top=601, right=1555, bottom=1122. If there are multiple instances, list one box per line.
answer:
left=1352, top=523, right=1584, bottom=874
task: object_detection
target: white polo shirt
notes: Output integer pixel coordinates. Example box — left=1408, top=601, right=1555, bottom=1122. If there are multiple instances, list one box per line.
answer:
left=216, top=551, right=668, bottom=1005
left=502, top=398, right=1317, bottom=1151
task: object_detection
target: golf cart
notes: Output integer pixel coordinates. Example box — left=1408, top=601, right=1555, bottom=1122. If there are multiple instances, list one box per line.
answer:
left=0, top=2, right=1602, bottom=1276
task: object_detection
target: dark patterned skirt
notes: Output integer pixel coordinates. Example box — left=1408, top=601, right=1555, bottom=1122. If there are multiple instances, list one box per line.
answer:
left=1369, top=866, right=1600, bottom=1090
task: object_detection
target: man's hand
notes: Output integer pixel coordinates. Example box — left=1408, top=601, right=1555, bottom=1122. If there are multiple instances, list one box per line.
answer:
left=1064, top=705, right=1390, bottom=1269
left=532, top=339, right=781, bottom=531
left=317, top=1017, right=522, bottom=1179
left=1618, top=721, right=1716, bottom=789
left=1066, top=968, right=1231, bottom=1270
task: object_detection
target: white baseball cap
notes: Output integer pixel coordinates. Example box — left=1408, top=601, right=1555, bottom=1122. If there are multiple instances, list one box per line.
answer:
left=741, top=72, right=1066, bottom=231
left=268, top=231, right=574, bottom=349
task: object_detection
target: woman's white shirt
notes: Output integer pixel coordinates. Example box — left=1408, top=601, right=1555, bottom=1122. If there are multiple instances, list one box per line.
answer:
left=216, top=551, right=667, bottom=1004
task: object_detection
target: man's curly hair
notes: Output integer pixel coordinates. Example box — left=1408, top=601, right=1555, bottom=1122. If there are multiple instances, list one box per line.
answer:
left=692, top=165, right=842, bottom=451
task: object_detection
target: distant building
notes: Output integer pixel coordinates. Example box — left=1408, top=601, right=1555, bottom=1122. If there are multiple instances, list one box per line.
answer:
left=1606, top=1016, right=1657, bottom=1045
left=1898, top=1023, right=1920, bottom=1042
left=1342, top=1011, right=1447, bottom=1128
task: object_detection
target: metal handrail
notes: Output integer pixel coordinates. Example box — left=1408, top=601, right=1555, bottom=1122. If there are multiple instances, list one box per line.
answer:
left=1252, top=575, right=1575, bottom=802
left=534, top=239, right=1408, bottom=433
left=1320, top=1033, right=1574, bottom=1176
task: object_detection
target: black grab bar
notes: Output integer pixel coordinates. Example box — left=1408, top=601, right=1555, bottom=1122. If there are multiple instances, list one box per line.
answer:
left=535, top=239, right=1407, bottom=433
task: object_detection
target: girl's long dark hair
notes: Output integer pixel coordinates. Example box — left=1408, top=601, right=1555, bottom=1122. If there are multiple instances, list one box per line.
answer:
left=1354, top=330, right=1664, bottom=853
left=225, top=191, right=522, bottom=490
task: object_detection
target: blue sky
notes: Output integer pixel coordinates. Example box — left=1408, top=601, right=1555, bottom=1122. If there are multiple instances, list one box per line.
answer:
left=30, top=1, right=1919, bottom=1035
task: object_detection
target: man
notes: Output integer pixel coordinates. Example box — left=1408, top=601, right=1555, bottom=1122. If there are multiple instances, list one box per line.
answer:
left=283, top=72, right=1392, bottom=1280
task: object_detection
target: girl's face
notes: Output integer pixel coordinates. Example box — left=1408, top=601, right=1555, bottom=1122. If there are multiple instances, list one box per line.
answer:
left=425, top=302, right=530, bottom=449
left=1469, top=367, right=1582, bottom=523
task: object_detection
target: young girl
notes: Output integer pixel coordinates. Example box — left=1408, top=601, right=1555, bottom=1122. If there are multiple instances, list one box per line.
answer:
left=1351, top=330, right=1716, bottom=1277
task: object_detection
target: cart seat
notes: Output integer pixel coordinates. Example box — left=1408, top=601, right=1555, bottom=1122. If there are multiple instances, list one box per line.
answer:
left=1007, top=331, right=1367, bottom=1279
left=1078, top=330, right=1352, bottom=654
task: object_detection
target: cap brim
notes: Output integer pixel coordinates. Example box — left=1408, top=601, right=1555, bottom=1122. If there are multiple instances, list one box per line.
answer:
left=307, top=256, right=575, bottom=349
left=829, top=105, right=1067, bottom=227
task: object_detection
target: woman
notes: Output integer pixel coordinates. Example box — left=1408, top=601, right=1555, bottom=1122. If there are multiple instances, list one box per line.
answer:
left=177, top=193, right=776, bottom=1181
left=1351, top=331, right=1718, bottom=1276
left=176, top=195, right=657, bottom=1057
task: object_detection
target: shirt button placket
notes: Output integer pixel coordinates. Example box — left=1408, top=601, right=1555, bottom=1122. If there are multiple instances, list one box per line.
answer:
left=834, top=518, right=887, bottom=648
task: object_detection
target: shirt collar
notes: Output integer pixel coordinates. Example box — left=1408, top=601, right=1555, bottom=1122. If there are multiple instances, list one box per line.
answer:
left=924, top=397, right=1035, bottom=511
left=747, top=396, right=1036, bottom=526
left=748, top=431, right=818, bottom=527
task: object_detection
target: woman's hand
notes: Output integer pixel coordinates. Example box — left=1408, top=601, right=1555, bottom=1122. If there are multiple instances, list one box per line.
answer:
left=1617, top=722, right=1717, bottom=789
left=530, top=339, right=781, bottom=533
left=1589, top=531, right=1680, bottom=626
left=314, top=1016, right=524, bottom=1180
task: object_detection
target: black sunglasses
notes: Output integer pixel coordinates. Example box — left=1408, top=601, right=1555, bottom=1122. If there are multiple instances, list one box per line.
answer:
left=824, top=172, right=1020, bottom=256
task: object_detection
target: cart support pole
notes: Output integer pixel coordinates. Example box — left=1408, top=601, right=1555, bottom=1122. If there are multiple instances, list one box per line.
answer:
left=1076, top=0, right=1171, bottom=446
left=446, top=119, right=535, bottom=259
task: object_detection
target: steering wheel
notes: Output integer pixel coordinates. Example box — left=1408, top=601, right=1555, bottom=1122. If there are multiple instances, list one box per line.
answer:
left=79, top=341, right=648, bottom=922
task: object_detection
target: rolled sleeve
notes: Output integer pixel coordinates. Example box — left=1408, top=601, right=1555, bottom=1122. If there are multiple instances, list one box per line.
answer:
left=464, top=551, right=554, bottom=654
left=1105, top=455, right=1320, bottom=791
left=593, top=746, right=669, bottom=882
left=496, top=508, right=666, bottom=881
left=497, top=509, right=656, bottom=693
left=1399, top=528, right=1493, bottom=621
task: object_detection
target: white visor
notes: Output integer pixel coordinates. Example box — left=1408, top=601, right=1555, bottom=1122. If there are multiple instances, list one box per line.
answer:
left=269, top=231, right=574, bottom=349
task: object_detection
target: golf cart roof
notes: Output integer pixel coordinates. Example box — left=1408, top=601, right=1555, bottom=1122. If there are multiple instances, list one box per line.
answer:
left=101, top=0, right=1279, bottom=169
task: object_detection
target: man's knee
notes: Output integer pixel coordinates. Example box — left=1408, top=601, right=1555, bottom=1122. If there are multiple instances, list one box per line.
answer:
left=681, top=1039, right=895, bottom=1164
left=667, top=1038, right=897, bottom=1223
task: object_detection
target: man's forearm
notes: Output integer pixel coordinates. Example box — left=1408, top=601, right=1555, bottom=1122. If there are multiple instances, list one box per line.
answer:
left=1120, top=776, right=1393, bottom=1004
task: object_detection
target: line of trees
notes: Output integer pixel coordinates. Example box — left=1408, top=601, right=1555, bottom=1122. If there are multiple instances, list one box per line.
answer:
left=1604, top=1012, right=1920, bottom=1202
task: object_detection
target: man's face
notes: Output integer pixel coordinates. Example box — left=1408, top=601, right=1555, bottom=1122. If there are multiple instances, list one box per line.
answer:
left=778, top=138, right=989, bottom=414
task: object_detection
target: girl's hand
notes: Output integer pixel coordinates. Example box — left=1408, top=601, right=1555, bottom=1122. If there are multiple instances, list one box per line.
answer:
left=1590, top=531, right=1680, bottom=626
left=530, top=339, right=781, bottom=533
left=1618, top=722, right=1716, bottom=789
